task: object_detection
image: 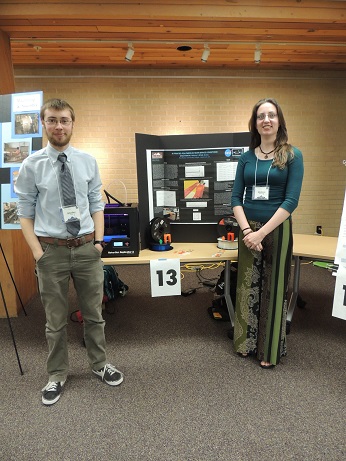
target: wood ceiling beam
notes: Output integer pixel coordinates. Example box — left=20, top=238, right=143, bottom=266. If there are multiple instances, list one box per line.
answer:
left=0, top=2, right=345, bottom=23
left=8, top=34, right=346, bottom=45
left=1, top=19, right=346, bottom=28
left=4, top=26, right=346, bottom=39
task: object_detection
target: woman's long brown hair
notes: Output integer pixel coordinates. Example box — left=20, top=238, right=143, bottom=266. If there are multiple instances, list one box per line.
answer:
left=248, top=97, right=293, bottom=169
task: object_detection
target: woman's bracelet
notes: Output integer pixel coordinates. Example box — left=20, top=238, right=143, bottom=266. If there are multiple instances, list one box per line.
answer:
left=242, top=227, right=252, bottom=232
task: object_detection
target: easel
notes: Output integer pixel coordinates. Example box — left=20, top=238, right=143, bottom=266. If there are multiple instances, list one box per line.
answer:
left=0, top=242, right=27, bottom=316
left=0, top=283, right=24, bottom=374
left=0, top=242, right=25, bottom=375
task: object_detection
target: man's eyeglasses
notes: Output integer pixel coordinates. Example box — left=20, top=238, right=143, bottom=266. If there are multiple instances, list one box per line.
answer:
left=256, top=112, right=277, bottom=121
left=44, top=118, right=73, bottom=126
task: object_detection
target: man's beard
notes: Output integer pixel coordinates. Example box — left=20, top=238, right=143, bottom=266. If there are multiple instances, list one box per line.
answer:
left=47, top=131, right=72, bottom=148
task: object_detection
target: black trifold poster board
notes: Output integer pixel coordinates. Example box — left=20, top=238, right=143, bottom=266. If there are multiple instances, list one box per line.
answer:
left=135, top=131, right=250, bottom=249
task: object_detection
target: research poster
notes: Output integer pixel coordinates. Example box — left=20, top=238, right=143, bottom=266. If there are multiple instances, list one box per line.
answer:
left=0, top=91, right=43, bottom=229
left=146, top=146, right=247, bottom=225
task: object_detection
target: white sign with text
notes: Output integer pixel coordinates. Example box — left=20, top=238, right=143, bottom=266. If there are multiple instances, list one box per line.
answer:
left=332, top=265, right=346, bottom=321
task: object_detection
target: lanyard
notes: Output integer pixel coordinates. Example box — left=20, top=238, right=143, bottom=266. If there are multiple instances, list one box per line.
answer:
left=254, top=153, right=273, bottom=187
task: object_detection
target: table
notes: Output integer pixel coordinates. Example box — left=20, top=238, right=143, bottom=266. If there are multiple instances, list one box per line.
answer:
left=287, top=234, right=338, bottom=330
left=102, top=235, right=338, bottom=332
left=103, top=243, right=238, bottom=324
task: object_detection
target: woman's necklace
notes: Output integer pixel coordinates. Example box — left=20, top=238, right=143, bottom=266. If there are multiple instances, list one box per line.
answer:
left=259, top=145, right=275, bottom=159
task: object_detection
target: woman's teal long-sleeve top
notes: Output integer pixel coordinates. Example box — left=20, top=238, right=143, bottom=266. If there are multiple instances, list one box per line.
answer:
left=231, top=147, right=304, bottom=223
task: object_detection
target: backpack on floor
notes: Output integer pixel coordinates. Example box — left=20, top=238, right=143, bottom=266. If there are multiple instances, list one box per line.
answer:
left=207, top=262, right=238, bottom=321
left=103, top=265, right=128, bottom=303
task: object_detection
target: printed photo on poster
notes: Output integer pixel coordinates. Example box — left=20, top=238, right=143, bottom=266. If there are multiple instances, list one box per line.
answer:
left=1, top=122, right=32, bottom=167
left=14, top=112, right=40, bottom=136
left=1, top=184, right=20, bottom=228
left=3, top=141, right=31, bottom=164
left=11, top=167, right=20, bottom=198
left=183, top=179, right=209, bottom=199
left=163, top=207, right=180, bottom=221
left=11, top=91, right=43, bottom=138
left=3, top=201, right=19, bottom=225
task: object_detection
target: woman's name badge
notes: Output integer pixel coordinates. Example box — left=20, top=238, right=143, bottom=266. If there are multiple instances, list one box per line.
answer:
left=60, top=205, right=81, bottom=223
left=252, top=186, right=269, bottom=200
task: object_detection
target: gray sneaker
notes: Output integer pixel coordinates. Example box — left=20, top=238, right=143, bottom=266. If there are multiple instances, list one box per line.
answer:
left=41, top=380, right=65, bottom=406
left=92, top=363, right=124, bottom=386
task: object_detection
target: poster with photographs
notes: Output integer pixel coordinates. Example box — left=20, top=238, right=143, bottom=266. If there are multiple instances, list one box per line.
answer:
left=0, top=90, right=43, bottom=229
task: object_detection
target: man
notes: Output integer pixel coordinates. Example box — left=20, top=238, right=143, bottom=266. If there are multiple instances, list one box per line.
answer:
left=15, top=98, right=124, bottom=406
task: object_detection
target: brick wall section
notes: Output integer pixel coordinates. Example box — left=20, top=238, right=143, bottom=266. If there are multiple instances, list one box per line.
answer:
left=14, top=68, right=346, bottom=237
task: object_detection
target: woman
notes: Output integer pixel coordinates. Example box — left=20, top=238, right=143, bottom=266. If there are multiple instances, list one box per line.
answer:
left=231, top=98, right=304, bottom=369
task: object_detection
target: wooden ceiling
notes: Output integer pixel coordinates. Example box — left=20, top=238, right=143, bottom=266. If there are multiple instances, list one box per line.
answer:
left=1, top=0, right=346, bottom=71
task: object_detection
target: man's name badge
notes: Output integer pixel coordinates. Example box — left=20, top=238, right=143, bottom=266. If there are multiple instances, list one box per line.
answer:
left=60, top=205, right=81, bottom=223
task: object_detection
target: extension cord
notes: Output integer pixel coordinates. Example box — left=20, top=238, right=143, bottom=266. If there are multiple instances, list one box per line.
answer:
left=203, top=281, right=215, bottom=287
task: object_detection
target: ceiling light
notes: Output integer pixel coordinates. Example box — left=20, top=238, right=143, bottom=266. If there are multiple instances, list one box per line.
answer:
left=177, top=45, right=192, bottom=52
left=125, top=43, right=135, bottom=62
left=201, top=44, right=210, bottom=63
left=254, top=45, right=262, bottom=63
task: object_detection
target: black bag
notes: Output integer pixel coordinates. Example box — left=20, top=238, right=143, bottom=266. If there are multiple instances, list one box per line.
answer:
left=208, top=262, right=237, bottom=321
left=103, top=265, right=128, bottom=303
left=72, top=266, right=128, bottom=331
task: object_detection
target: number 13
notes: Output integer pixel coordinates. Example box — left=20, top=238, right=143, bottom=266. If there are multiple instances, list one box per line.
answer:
left=156, top=269, right=178, bottom=286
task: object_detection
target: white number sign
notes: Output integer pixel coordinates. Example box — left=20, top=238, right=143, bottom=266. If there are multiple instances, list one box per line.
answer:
left=150, top=258, right=181, bottom=297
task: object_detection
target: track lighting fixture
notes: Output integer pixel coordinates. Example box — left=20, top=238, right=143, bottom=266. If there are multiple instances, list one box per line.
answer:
left=254, top=45, right=262, bottom=64
left=201, top=44, right=210, bottom=63
left=125, top=43, right=135, bottom=62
